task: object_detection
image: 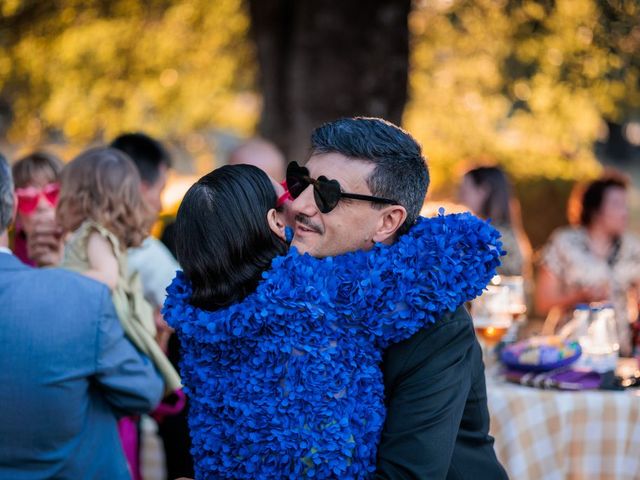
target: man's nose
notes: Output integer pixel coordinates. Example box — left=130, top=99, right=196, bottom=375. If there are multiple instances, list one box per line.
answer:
left=290, top=184, right=318, bottom=218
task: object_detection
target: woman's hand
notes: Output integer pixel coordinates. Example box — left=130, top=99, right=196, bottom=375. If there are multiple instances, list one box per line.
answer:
left=26, top=219, right=64, bottom=267
left=574, top=284, right=610, bottom=304
left=535, top=266, right=610, bottom=315
left=154, top=309, right=173, bottom=353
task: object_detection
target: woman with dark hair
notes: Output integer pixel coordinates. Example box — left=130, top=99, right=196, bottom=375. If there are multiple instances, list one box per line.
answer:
left=163, top=164, right=502, bottom=479
left=459, top=166, right=532, bottom=278
left=536, top=172, right=640, bottom=355
left=174, top=165, right=288, bottom=311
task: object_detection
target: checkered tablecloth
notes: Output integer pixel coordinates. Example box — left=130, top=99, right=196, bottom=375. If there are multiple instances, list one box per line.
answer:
left=488, top=381, right=640, bottom=480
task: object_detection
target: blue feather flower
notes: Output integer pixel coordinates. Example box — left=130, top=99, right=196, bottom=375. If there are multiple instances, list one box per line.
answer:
left=163, top=213, right=502, bottom=479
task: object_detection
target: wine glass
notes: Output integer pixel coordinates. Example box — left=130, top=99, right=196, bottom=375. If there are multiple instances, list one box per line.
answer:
left=494, top=275, right=527, bottom=342
left=471, top=283, right=513, bottom=370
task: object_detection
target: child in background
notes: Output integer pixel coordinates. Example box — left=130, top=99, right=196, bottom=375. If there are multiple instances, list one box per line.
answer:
left=56, top=147, right=181, bottom=480
left=11, top=152, right=63, bottom=266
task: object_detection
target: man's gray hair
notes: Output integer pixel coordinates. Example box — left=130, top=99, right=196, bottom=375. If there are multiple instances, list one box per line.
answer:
left=0, top=153, right=14, bottom=234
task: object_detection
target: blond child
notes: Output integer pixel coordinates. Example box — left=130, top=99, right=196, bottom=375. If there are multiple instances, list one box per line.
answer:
left=56, top=147, right=181, bottom=393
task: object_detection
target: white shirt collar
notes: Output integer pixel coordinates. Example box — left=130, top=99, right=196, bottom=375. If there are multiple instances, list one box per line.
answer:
left=0, top=246, right=13, bottom=255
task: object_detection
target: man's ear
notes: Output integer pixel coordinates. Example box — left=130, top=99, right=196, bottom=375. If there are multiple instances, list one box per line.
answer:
left=372, top=205, right=407, bottom=244
left=267, top=208, right=286, bottom=241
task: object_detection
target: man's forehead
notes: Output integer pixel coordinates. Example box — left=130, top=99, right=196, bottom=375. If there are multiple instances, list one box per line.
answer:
left=306, top=153, right=374, bottom=190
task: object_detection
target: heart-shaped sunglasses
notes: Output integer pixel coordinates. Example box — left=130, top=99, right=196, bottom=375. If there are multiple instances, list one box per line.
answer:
left=15, top=183, right=60, bottom=215
left=285, top=161, right=397, bottom=214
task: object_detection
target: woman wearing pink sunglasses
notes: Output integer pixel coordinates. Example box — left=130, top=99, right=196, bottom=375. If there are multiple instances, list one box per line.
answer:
left=11, top=152, right=63, bottom=266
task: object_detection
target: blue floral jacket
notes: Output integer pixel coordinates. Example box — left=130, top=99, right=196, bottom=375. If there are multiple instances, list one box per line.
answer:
left=163, top=212, right=502, bottom=479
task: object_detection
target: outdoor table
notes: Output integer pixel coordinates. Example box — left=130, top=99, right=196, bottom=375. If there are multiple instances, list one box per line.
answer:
left=487, top=377, right=640, bottom=479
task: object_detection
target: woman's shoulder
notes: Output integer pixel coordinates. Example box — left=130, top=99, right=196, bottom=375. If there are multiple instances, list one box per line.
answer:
left=547, top=225, right=585, bottom=245
left=622, top=231, right=640, bottom=242
left=538, top=226, right=584, bottom=270
left=621, top=231, right=640, bottom=253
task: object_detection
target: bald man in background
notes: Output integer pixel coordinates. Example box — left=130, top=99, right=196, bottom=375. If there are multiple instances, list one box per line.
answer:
left=227, top=138, right=286, bottom=182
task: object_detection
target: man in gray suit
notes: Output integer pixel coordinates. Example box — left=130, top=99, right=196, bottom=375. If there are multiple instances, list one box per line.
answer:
left=0, top=153, right=164, bottom=479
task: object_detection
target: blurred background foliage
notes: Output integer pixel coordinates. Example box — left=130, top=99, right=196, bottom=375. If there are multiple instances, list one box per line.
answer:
left=1, top=0, right=639, bottom=246
left=0, top=0, right=257, bottom=167
left=404, top=0, right=640, bottom=244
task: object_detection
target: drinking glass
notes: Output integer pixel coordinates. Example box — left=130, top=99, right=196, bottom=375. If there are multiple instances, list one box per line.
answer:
left=471, top=284, right=513, bottom=369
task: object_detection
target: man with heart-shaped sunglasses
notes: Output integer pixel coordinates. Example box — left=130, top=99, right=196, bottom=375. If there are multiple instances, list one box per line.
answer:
left=279, top=117, right=507, bottom=479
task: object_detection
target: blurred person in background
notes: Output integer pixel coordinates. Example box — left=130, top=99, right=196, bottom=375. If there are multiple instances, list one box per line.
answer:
left=56, top=147, right=181, bottom=480
left=110, top=132, right=193, bottom=479
left=111, top=132, right=178, bottom=347
left=536, top=172, right=640, bottom=356
left=228, top=137, right=286, bottom=182
left=11, top=152, right=63, bottom=267
left=459, top=166, right=532, bottom=278
left=0, top=152, right=164, bottom=479
left=227, top=138, right=297, bottom=229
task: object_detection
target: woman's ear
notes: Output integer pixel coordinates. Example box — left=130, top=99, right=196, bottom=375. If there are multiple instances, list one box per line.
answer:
left=267, top=208, right=286, bottom=241
left=372, top=205, right=408, bottom=244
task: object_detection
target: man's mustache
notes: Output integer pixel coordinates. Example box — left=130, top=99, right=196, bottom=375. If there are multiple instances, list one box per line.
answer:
left=294, top=214, right=324, bottom=234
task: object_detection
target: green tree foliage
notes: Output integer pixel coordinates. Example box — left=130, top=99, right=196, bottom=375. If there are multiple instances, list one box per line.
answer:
left=1, top=0, right=638, bottom=195
left=404, top=0, right=640, bottom=192
left=0, top=0, right=257, bottom=146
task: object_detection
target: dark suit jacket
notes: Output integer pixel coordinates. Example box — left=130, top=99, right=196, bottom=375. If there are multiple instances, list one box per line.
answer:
left=376, top=306, right=508, bottom=479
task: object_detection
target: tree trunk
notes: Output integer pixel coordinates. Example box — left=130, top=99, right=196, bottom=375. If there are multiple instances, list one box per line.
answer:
left=248, top=0, right=411, bottom=163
